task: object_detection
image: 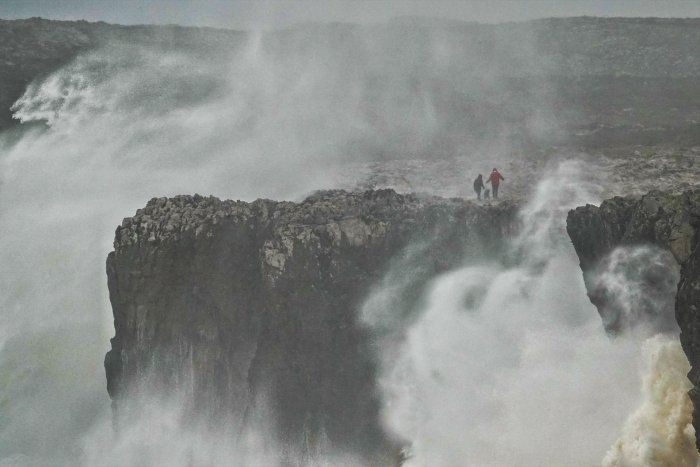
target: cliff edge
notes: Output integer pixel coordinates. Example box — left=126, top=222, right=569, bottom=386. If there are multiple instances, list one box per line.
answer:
left=567, top=188, right=700, bottom=448
left=105, top=189, right=518, bottom=462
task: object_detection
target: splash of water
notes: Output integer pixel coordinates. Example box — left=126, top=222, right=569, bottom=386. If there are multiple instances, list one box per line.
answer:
left=603, top=336, right=698, bottom=467
left=0, top=24, right=693, bottom=467
left=0, top=39, right=380, bottom=464
left=589, top=246, right=680, bottom=333
left=364, top=161, right=691, bottom=466
left=0, top=28, right=520, bottom=463
left=77, top=392, right=366, bottom=467
left=80, top=397, right=281, bottom=467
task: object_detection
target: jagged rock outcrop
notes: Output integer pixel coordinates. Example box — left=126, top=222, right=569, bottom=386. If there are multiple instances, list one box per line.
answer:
left=567, top=188, right=700, bottom=448
left=105, top=189, right=518, bottom=463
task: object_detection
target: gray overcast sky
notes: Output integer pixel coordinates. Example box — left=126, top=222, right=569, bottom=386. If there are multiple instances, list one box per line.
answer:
left=0, top=0, right=699, bottom=29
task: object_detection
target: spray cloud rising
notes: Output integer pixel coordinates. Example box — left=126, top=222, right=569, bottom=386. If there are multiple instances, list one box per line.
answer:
left=0, top=19, right=694, bottom=467
left=362, top=161, right=696, bottom=466
left=1, top=23, right=546, bottom=464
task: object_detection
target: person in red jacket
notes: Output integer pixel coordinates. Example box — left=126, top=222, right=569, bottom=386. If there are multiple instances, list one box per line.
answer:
left=486, top=168, right=505, bottom=198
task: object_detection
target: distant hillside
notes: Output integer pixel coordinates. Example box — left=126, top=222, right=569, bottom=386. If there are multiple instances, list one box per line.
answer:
left=0, top=16, right=698, bottom=149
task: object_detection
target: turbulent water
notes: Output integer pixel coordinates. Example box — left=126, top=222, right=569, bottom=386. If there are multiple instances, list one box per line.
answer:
left=362, top=162, right=696, bottom=466
left=0, top=33, right=695, bottom=467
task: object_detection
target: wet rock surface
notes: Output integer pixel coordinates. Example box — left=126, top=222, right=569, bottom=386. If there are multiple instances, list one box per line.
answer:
left=105, top=189, right=518, bottom=463
left=334, top=146, right=700, bottom=202
left=567, top=188, right=700, bottom=448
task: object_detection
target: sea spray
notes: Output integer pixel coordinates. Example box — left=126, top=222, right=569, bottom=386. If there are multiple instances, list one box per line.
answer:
left=363, top=161, right=688, bottom=466
left=0, top=24, right=693, bottom=467
left=603, top=336, right=698, bottom=467
left=588, top=246, right=680, bottom=333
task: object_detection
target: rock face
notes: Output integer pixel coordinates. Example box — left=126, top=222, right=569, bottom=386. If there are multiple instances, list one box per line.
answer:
left=105, top=189, right=518, bottom=463
left=567, top=188, right=700, bottom=448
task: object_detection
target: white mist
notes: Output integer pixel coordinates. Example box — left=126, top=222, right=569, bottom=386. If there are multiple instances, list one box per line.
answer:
left=364, top=162, right=693, bottom=466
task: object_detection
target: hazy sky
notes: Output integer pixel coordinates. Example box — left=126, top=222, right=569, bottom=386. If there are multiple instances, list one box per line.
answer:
left=1, top=0, right=699, bottom=29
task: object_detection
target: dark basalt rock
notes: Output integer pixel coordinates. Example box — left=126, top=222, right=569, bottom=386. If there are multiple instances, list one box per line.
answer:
left=105, top=189, right=518, bottom=463
left=567, top=188, right=700, bottom=449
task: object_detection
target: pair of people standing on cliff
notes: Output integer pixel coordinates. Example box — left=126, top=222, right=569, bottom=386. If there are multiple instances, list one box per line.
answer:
left=473, top=168, right=504, bottom=200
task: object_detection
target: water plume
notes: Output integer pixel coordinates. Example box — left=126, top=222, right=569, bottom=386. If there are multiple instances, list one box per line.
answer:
left=81, top=398, right=280, bottom=467
left=603, top=336, right=698, bottom=467
left=364, top=161, right=690, bottom=466
left=0, top=19, right=692, bottom=467
left=588, top=246, right=680, bottom=334
left=0, top=25, right=492, bottom=463
left=0, top=22, right=556, bottom=464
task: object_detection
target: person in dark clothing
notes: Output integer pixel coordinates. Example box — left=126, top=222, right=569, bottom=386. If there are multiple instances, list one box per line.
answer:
left=473, top=174, right=485, bottom=200
left=486, top=168, right=505, bottom=198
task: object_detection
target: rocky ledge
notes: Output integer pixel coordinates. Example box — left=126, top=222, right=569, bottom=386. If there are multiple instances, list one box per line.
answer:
left=567, top=188, right=700, bottom=448
left=105, top=189, right=518, bottom=463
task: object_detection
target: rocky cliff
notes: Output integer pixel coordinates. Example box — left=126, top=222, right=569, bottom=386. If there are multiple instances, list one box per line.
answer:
left=567, top=188, right=700, bottom=448
left=105, top=189, right=518, bottom=463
